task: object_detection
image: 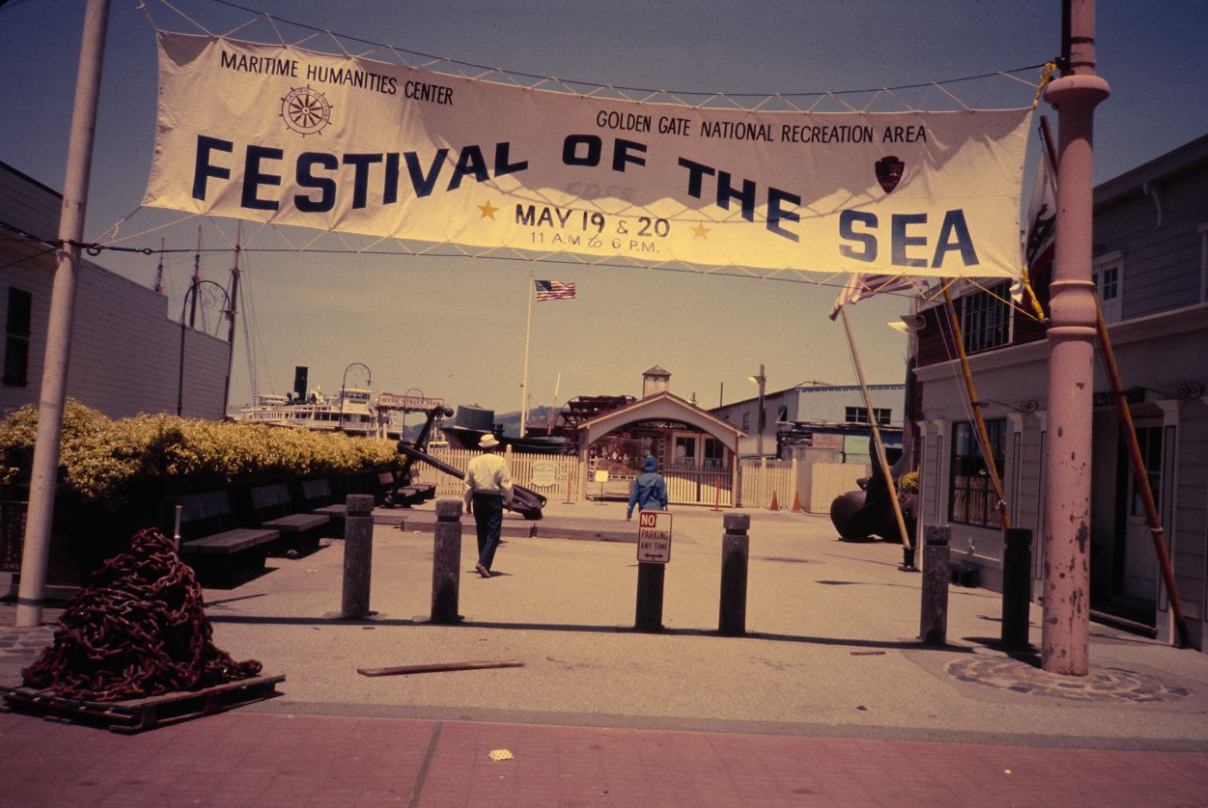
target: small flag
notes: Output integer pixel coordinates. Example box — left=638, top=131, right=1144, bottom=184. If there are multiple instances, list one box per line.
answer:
left=828, top=274, right=924, bottom=320
left=534, top=279, right=576, bottom=301
left=1024, top=135, right=1057, bottom=269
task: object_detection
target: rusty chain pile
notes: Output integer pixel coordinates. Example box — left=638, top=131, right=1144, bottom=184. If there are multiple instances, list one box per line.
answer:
left=22, top=527, right=262, bottom=702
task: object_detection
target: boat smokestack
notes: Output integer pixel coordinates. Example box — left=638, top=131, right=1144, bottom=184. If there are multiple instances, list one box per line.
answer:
left=293, top=366, right=308, bottom=401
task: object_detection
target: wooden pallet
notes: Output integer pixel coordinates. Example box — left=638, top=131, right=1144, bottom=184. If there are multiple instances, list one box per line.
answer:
left=0, top=674, right=285, bottom=733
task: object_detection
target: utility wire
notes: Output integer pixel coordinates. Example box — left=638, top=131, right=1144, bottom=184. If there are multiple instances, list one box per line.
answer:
left=195, top=0, right=1047, bottom=99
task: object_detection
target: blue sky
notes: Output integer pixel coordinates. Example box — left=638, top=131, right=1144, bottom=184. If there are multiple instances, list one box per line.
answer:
left=2, top=0, right=1206, bottom=420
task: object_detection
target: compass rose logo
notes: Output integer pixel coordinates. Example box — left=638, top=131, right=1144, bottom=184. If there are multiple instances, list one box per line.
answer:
left=279, top=86, right=333, bottom=137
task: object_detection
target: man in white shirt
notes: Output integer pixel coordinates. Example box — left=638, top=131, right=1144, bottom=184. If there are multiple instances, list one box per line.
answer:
left=463, top=434, right=514, bottom=577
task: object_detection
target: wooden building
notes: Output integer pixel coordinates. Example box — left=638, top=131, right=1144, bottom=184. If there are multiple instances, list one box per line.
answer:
left=914, top=134, right=1208, bottom=650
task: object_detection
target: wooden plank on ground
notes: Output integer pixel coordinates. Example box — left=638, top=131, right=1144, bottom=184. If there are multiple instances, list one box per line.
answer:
left=0, top=674, right=285, bottom=733
left=357, top=660, right=524, bottom=677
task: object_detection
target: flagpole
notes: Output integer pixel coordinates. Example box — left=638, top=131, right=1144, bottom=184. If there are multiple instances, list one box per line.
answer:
left=16, top=0, right=111, bottom=627
left=1093, top=301, right=1190, bottom=646
left=519, top=271, right=534, bottom=438
left=547, top=372, right=561, bottom=432
left=839, top=307, right=912, bottom=551
left=939, top=281, right=1011, bottom=530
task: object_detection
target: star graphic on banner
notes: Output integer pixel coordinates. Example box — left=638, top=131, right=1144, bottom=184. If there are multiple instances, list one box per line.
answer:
left=478, top=200, right=498, bottom=220
left=691, top=222, right=711, bottom=239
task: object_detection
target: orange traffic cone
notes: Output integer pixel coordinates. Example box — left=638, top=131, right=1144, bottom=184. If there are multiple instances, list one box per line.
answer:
left=791, top=491, right=802, bottom=513
left=769, top=490, right=779, bottom=511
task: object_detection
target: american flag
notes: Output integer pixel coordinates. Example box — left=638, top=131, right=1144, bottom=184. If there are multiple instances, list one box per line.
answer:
left=534, top=279, right=576, bottom=301
left=828, top=273, right=925, bottom=320
left=1024, top=131, right=1057, bottom=269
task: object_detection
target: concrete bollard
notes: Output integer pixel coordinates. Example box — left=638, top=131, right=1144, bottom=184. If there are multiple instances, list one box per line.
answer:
left=341, top=494, right=375, bottom=619
left=635, top=563, right=665, bottom=632
left=431, top=499, right=463, bottom=623
left=919, top=525, right=950, bottom=645
left=718, top=513, right=750, bottom=635
left=1000, top=527, right=1034, bottom=648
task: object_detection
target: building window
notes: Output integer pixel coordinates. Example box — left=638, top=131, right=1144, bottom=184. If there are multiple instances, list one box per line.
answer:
left=741, top=412, right=750, bottom=430
left=844, top=406, right=890, bottom=426
left=1130, top=426, right=1163, bottom=517
left=1093, top=251, right=1124, bottom=323
left=948, top=419, right=1006, bottom=528
left=672, top=435, right=697, bottom=469
left=777, top=404, right=788, bottom=423
left=3, top=288, right=32, bottom=387
left=958, top=281, right=1012, bottom=353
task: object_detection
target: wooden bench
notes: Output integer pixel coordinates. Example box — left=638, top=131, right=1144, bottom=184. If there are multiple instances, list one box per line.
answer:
left=378, top=467, right=437, bottom=509
left=374, top=470, right=400, bottom=506
left=249, top=483, right=331, bottom=557
left=176, top=491, right=278, bottom=588
left=303, top=478, right=346, bottom=529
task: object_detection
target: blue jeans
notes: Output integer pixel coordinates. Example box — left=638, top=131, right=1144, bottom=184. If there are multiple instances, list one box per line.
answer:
left=471, top=493, right=504, bottom=570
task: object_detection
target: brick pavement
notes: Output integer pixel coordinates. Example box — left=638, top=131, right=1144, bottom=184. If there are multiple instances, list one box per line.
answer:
left=4, top=504, right=1208, bottom=804
left=1, top=711, right=1206, bottom=807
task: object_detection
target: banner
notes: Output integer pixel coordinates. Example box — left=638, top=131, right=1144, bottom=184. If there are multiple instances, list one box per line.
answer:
left=146, top=33, right=1033, bottom=279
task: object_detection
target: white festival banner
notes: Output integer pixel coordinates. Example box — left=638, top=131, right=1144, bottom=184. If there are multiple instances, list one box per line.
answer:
left=146, top=33, right=1033, bottom=279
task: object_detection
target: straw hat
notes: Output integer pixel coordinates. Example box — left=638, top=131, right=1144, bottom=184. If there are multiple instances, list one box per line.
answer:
left=479, top=434, right=500, bottom=449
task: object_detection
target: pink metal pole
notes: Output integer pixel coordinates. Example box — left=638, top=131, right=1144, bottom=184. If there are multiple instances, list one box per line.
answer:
left=1040, top=0, right=1110, bottom=675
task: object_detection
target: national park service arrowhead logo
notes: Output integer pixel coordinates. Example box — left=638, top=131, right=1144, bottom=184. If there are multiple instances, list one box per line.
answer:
left=280, top=86, right=333, bottom=137
left=875, top=155, right=905, bottom=194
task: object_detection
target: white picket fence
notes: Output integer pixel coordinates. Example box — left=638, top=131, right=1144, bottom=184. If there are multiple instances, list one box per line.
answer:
left=411, top=447, right=578, bottom=501
left=738, top=458, right=797, bottom=510
left=798, top=461, right=870, bottom=513
left=412, top=447, right=797, bottom=510
left=664, top=469, right=734, bottom=507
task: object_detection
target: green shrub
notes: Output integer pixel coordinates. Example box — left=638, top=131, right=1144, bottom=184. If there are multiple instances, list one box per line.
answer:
left=0, top=400, right=396, bottom=509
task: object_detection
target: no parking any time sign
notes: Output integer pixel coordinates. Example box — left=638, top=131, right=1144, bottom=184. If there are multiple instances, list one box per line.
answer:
left=636, top=511, right=673, bottom=564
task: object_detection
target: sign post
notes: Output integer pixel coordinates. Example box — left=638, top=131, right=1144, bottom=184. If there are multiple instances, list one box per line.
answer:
left=634, top=510, right=672, bottom=631
left=636, top=510, right=673, bottom=564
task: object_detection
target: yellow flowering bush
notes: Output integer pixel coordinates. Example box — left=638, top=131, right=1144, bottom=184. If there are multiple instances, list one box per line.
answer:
left=0, top=400, right=397, bottom=509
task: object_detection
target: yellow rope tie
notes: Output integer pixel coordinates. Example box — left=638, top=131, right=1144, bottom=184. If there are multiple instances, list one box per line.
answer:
left=1020, top=265, right=1048, bottom=321
left=1032, top=61, right=1059, bottom=108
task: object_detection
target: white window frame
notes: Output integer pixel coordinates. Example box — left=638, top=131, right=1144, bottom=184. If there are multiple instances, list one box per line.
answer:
left=1092, top=250, right=1124, bottom=324
left=958, top=280, right=1013, bottom=353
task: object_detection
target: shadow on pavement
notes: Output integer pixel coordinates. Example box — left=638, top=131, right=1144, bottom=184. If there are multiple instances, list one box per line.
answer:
left=206, top=613, right=975, bottom=653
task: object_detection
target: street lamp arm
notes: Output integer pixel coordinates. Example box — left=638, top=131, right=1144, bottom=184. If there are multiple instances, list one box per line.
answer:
left=177, top=279, right=233, bottom=417
left=340, top=361, right=373, bottom=433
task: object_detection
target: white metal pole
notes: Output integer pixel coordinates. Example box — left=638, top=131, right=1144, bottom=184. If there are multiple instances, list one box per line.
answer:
left=519, top=272, right=534, bottom=437
left=546, top=371, right=561, bottom=431
left=17, top=0, right=111, bottom=627
left=840, top=307, right=912, bottom=550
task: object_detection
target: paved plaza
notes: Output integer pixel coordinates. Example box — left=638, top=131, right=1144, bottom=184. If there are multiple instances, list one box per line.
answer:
left=2, top=500, right=1207, bottom=806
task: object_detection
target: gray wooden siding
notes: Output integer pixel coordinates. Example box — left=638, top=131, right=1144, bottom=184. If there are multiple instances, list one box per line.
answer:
left=2, top=165, right=228, bottom=421
left=0, top=165, right=59, bottom=239
left=1173, top=404, right=1207, bottom=635
left=921, top=431, right=944, bottom=525
left=1016, top=422, right=1044, bottom=536
left=1095, top=169, right=1208, bottom=320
